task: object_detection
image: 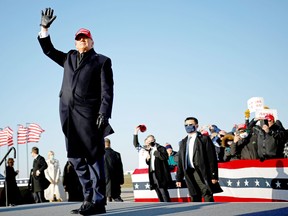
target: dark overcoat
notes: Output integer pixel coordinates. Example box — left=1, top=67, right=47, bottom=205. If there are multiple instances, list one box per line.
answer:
left=146, top=144, right=173, bottom=190
left=176, top=132, right=222, bottom=195
left=104, top=148, right=124, bottom=197
left=38, top=36, right=114, bottom=159
left=30, top=155, right=49, bottom=193
left=4, top=166, right=22, bottom=204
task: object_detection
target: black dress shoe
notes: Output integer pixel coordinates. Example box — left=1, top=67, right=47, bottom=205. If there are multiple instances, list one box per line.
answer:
left=70, top=208, right=80, bottom=214
left=79, top=202, right=106, bottom=215
left=113, top=197, right=123, bottom=202
left=70, top=202, right=86, bottom=214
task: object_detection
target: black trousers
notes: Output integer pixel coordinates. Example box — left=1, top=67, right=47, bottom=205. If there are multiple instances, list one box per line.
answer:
left=69, top=157, right=105, bottom=206
left=152, top=172, right=171, bottom=202
left=186, top=167, right=214, bottom=202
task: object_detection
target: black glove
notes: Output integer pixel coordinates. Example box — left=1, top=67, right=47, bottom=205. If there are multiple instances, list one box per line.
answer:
left=96, top=114, right=108, bottom=129
left=40, top=8, right=57, bottom=28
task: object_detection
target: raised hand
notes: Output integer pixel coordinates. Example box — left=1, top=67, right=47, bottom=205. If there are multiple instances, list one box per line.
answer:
left=40, top=8, right=57, bottom=28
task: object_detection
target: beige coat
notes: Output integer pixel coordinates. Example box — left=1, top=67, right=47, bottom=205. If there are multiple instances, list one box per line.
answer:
left=44, top=159, right=66, bottom=201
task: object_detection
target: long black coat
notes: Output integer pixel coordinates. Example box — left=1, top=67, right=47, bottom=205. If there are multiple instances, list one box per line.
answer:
left=104, top=148, right=124, bottom=197
left=29, top=155, right=49, bottom=193
left=146, top=144, right=172, bottom=190
left=176, top=132, right=222, bottom=195
left=38, top=36, right=114, bottom=159
left=4, top=166, right=22, bottom=204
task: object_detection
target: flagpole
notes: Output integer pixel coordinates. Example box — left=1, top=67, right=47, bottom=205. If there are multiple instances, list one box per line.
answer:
left=16, top=125, right=20, bottom=172
left=26, top=141, right=29, bottom=177
left=26, top=123, right=30, bottom=178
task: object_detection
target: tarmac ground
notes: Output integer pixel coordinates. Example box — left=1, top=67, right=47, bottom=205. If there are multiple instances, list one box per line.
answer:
left=0, top=188, right=288, bottom=216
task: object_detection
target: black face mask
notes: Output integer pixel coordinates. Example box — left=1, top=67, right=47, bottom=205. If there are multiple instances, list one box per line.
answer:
left=149, top=142, right=155, bottom=147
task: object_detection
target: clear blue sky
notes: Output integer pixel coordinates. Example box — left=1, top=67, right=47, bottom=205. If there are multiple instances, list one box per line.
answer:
left=1, top=0, right=288, bottom=177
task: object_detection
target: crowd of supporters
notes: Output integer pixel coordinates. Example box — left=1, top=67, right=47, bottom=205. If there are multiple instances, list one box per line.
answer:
left=200, top=111, right=288, bottom=162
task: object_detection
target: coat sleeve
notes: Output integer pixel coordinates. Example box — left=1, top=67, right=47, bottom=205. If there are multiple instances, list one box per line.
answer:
left=38, top=35, right=67, bottom=68
left=38, top=156, right=48, bottom=173
left=133, top=134, right=141, bottom=148
left=44, top=162, right=52, bottom=182
left=204, top=136, right=219, bottom=180
left=176, top=140, right=185, bottom=182
left=154, top=145, right=169, bottom=160
left=99, top=57, right=114, bottom=118
left=116, top=152, right=124, bottom=185
left=56, top=161, right=61, bottom=181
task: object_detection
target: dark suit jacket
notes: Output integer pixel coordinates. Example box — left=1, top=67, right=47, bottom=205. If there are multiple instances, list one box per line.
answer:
left=30, top=155, right=49, bottom=193
left=38, top=36, right=114, bottom=159
left=176, top=132, right=222, bottom=195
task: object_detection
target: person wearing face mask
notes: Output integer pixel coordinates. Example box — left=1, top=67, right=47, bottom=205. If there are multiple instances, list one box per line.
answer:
left=144, top=135, right=172, bottom=202
left=176, top=117, right=222, bottom=202
left=44, top=151, right=65, bottom=202
left=230, top=124, right=259, bottom=160
left=221, top=134, right=238, bottom=162
left=253, top=114, right=287, bottom=161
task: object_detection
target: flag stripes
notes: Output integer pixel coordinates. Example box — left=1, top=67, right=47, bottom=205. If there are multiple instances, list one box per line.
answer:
left=27, top=123, right=45, bottom=143
left=0, top=130, right=7, bottom=146
left=0, top=123, right=45, bottom=147
left=17, top=125, right=28, bottom=144
left=0, top=127, right=13, bottom=146
left=5, top=127, right=13, bottom=146
left=132, top=159, right=288, bottom=202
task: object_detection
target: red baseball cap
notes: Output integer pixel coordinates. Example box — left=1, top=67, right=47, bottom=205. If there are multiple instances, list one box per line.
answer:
left=237, top=123, right=247, bottom=130
left=265, top=114, right=275, bottom=121
left=75, top=28, right=93, bottom=40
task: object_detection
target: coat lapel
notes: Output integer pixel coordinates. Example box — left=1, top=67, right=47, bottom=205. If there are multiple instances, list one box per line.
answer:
left=75, top=49, right=97, bottom=71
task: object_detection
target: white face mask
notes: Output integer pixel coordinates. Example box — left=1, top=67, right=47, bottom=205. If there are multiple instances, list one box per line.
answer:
left=240, top=132, right=248, bottom=139
left=49, top=155, right=54, bottom=160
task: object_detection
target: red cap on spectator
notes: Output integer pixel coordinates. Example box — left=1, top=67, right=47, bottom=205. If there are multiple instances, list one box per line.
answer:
left=139, top=124, right=147, bottom=132
left=237, top=124, right=247, bottom=130
left=265, top=114, right=275, bottom=121
left=75, top=28, right=93, bottom=40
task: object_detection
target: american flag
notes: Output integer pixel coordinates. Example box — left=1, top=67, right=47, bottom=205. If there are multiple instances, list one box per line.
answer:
left=27, top=123, right=45, bottom=143
left=0, top=129, right=7, bottom=146
left=0, top=127, right=13, bottom=146
left=17, top=125, right=28, bottom=144
left=4, top=127, right=14, bottom=146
